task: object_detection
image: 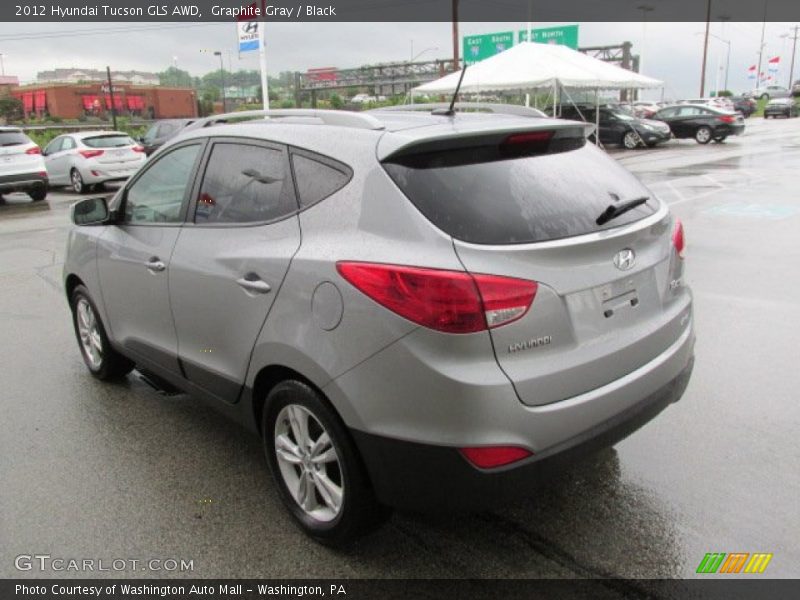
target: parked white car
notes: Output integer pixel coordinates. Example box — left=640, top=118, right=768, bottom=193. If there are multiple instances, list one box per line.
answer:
left=350, top=94, right=377, bottom=104
left=680, top=97, right=735, bottom=112
left=43, top=131, right=146, bottom=194
left=0, top=127, right=48, bottom=202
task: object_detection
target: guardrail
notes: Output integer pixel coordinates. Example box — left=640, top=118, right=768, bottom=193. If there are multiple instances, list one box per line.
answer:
left=16, top=121, right=157, bottom=132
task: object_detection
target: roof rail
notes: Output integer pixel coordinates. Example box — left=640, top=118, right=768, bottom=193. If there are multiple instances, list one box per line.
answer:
left=184, top=109, right=385, bottom=132
left=373, top=102, right=547, bottom=118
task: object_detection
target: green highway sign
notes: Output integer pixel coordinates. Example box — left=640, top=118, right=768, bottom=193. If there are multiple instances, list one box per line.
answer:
left=463, top=32, right=515, bottom=64
left=518, top=25, right=579, bottom=49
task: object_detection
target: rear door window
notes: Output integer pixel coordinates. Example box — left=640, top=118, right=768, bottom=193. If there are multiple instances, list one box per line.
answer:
left=383, top=143, right=657, bottom=245
left=194, top=141, right=297, bottom=224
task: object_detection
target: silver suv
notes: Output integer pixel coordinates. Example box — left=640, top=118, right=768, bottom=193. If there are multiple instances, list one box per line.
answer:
left=63, top=106, right=694, bottom=545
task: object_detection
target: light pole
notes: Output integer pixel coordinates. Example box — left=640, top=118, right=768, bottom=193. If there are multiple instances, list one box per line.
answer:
left=201, top=49, right=226, bottom=112
left=707, top=32, right=731, bottom=93
left=0, top=53, right=5, bottom=76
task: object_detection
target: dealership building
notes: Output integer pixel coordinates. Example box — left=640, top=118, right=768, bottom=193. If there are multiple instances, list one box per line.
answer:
left=10, top=82, right=198, bottom=120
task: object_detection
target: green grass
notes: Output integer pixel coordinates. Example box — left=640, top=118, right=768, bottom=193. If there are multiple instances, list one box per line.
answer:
left=753, top=97, right=769, bottom=117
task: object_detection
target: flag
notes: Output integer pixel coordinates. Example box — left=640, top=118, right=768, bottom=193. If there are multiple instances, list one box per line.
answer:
left=747, top=64, right=756, bottom=72
left=768, top=56, right=780, bottom=64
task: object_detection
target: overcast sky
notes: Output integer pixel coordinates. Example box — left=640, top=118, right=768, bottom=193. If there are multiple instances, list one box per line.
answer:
left=0, top=21, right=796, bottom=98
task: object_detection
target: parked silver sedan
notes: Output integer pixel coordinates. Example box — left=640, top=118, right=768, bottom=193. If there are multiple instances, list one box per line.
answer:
left=43, top=131, right=146, bottom=193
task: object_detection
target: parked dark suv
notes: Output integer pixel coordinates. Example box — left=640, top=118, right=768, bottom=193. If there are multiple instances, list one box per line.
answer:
left=139, top=118, right=196, bottom=156
left=557, top=104, right=672, bottom=149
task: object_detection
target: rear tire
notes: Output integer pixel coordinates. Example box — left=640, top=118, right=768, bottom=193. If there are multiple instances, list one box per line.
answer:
left=695, top=126, right=713, bottom=144
left=263, top=380, right=390, bottom=546
left=71, top=169, right=86, bottom=194
left=70, top=285, right=134, bottom=380
left=29, top=187, right=47, bottom=202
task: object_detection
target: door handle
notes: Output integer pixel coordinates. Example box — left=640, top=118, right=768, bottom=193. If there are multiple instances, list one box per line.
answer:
left=145, top=258, right=166, bottom=272
left=236, top=276, right=272, bottom=294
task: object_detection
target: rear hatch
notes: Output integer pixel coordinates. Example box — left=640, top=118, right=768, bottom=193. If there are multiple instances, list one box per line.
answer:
left=82, top=134, right=142, bottom=165
left=381, top=124, right=687, bottom=406
left=0, top=130, right=42, bottom=177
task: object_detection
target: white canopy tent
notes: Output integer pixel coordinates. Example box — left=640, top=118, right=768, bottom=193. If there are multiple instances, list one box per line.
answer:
left=412, top=42, right=664, bottom=146
left=414, top=42, right=664, bottom=94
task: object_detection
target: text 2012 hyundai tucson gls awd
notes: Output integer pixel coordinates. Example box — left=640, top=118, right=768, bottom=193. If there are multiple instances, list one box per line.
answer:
left=63, top=107, right=694, bottom=545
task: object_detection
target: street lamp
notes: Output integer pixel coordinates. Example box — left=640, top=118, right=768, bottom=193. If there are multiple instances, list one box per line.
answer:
left=695, top=31, right=731, bottom=96
left=201, top=49, right=226, bottom=112
left=411, top=46, right=439, bottom=63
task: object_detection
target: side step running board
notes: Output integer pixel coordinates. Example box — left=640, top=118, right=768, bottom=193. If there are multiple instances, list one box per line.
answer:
left=136, top=369, right=184, bottom=397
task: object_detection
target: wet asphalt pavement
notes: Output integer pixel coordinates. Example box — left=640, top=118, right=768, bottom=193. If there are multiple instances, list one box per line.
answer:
left=1, top=117, right=799, bottom=584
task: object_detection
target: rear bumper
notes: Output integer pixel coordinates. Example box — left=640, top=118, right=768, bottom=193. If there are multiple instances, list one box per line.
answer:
left=81, top=162, right=144, bottom=184
left=0, top=172, right=48, bottom=193
left=353, top=356, right=693, bottom=512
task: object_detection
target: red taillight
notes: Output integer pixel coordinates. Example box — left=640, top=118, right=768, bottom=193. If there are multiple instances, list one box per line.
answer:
left=25, top=146, right=41, bottom=155
left=336, top=262, right=537, bottom=334
left=504, top=131, right=554, bottom=145
left=717, top=115, right=736, bottom=124
left=132, top=146, right=145, bottom=153
left=672, top=219, right=685, bottom=259
left=79, top=149, right=104, bottom=159
left=460, top=446, right=533, bottom=469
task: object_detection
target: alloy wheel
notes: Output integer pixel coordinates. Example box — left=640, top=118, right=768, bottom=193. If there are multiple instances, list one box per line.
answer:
left=274, top=404, right=344, bottom=522
left=76, top=297, right=103, bottom=369
left=71, top=170, right=84, bottom=193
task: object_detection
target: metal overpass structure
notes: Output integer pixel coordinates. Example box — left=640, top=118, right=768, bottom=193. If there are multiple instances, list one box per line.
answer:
left=294, top=43, right=639, bottom=106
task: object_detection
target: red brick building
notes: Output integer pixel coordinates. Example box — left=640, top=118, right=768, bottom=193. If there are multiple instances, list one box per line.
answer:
left=11, top=83, right=198, bottom=120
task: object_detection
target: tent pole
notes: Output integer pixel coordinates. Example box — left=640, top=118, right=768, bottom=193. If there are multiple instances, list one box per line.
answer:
left=525, top=93, right=530, bottom=107
left=596, top=89, right=600, bottom=146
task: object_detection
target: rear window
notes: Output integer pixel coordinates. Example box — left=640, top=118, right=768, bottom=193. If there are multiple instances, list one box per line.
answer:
left=83, top=135, right=136, bottom=148
left=383, top=144, right=657, bottom=245
left=0, top=131, right=31, bottom=147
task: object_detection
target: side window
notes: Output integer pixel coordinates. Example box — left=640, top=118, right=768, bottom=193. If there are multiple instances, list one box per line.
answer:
left=44, top=137, right=63, bottom=155
left=658, top=107, right=677, bottom=118
left=62, top=137, right=76, bottom=151
left=291, top=153, right=352, bottom=209
left=156, top=122, right=177, bottom=139
left=194, top=142, right=297, bottom=224
left=678, top=106, right=701, bottom=117
left=124, top=144, right=201, bottom=224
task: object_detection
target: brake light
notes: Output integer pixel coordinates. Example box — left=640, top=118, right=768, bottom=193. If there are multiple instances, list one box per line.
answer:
left=336, top=262, right=537, bottom=334
left=460, top=446, right=533, bottom=469
left=672, top=219, right=685, bottom=259
left=79, top=149, right=104, bottom=159
left=132, top=146, right=145, bottom=153
left=25, top=146, right=41, bottom=155
left=717, top=115, right=736, bottom=124
left=504, top=131, right=554, bottom=144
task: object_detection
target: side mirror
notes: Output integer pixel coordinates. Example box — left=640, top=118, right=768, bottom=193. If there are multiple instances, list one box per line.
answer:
left=71, top=197, right=112, bottom=226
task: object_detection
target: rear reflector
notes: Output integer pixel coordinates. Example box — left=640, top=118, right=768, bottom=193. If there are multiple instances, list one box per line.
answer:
left=25, top=146, right=42, bottom=155
left=79, top=149, right=104, bottom=159
left=460, top=446, right=533, bottom=469
left=672, top=218, right=685, bottom=259
left=336, top=262, right=537, bottom=334
left=132, top=146, right=145, bottom=153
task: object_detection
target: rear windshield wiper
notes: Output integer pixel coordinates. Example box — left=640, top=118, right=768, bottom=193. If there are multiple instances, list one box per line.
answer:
left=596, top=196, right=649, bottom=226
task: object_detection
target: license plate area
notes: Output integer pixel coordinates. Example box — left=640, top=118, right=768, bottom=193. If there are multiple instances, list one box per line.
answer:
left=596, top=277, right=639, bottom=319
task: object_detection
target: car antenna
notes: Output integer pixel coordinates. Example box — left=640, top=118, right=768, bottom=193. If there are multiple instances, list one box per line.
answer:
left=432, top=64, right=468, bottom=116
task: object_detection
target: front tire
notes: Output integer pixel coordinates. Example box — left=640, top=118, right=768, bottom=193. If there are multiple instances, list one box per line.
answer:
left=695, top=126, right=713, bottom=144
left=71, top=169, right=86, bottom=194
left=622, top=131, right=639, bottom=149
left=263, top=380, right=389, bottom=546
left=70, top=285, right=134, bottom=380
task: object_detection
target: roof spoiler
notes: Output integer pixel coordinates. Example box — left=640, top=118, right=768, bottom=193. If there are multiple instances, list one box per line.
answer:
left=373, top=102, right=548, bottom=118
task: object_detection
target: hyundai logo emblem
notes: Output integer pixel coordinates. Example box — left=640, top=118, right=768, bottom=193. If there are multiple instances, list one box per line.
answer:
left=613, top=248, right=636, bottom=271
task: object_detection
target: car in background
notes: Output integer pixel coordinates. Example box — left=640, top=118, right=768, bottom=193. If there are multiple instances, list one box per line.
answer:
left=631, top=101, right=661, bottom=118
left=652, top=104, right=744, bottom=144
left=745, top=86, right=791, bottom=100
left=558, top=104, right=672, bottom=149
left=350, top=93, right=377, bottom=104
left=43, top=131, right=146, bottom=194
left=763, top=97, right=798, bottom=118
left=0, top=127, right=48, bottom=203
left=680, top=97, right=735, bottom=112
left=793, top=80, right=800, bottom=97
left=731, top=96, right=757, bottom=117
left=139, top=118, right=196, bottom=156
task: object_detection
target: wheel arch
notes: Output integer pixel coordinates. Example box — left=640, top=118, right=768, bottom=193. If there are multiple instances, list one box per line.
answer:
left=65, top=273, right=85, bottom=303
left=252, top=364, right=329, bottom=438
